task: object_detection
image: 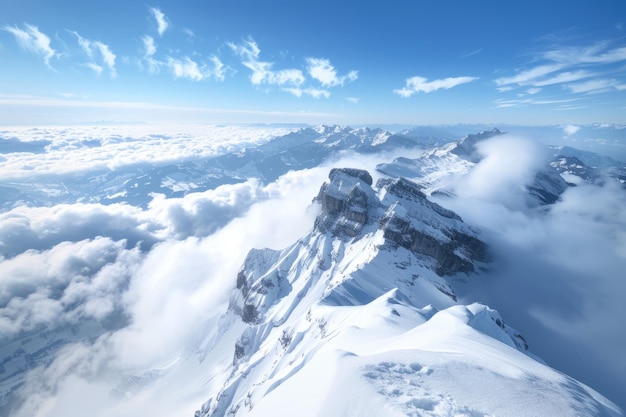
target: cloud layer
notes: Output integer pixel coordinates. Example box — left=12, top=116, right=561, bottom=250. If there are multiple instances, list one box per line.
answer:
left=431, top=134, right=626, bottom=406
left=0, top=127, right=424, bottom=417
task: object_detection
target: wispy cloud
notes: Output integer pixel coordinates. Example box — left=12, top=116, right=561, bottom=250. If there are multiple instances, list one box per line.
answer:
left=166, top=56, right=226, bottom=82
left=495, top=64, right=563, bottom=87
left=228, top=38, right=305, bottom=86
left=544, top=43, right=626, bottom=65
left=70, top=31, right=117, bottom=78
left=566, top=78, right=626, bottom=94
left=140, top=33, right=226, bottom=81
left=394, top=75, right=478, bottom=97
left=143, top=35, right=157, bottom=57
left=495, top=42, right=626, bottom=92
left=2, top=23, right=56, bottom=68
left=346, top=97, right=359, bottom=104
left=531, top=70, right=595, bottom=87
left=283, top=87, right=330, bottom=98
left=461, top=48, right=482, bottom=58
left=494, top=97, right=579, bottom=108
left=142, top=35, right=160, bottom=74
left=305, top=58, right=358, bottom=87
left=149, top=7, right=169, bottom=37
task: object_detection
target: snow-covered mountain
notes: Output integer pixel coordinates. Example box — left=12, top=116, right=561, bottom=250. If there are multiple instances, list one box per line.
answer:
left=1, top=125, right=624, bottom=416
left=549, top=145, right=626, bottom=185
left=0, top=125, right=421, bottom=211
left=378, top=128, right=570, bottom=206
left=193, top=168, right=620, bottom=417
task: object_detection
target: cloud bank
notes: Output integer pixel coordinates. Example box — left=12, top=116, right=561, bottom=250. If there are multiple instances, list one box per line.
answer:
left=431, top=134, right=626, bottom=406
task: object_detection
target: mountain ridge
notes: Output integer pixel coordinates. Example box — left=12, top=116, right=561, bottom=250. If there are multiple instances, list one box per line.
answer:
left=194, top=168, right=620, bottom=417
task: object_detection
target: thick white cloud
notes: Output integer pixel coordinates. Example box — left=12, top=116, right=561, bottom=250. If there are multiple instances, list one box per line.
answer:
left=563, top=124, right=580, bottom=135
left=0, top=134, right=425, bottom=417
left=2, top=122, right=624, bottom=414
left=394, top=75, right=478, bottom=97
left=2, top=23, right=56, bottom=68
left=0, top=202, right=159, bottom=257
left=2, top=165, right=330, bottom=417
left=0, top=237, right=142, bottom=339
left=455, top=134, right=545, bottom=209
left=430, top=136, right=626, bottom=407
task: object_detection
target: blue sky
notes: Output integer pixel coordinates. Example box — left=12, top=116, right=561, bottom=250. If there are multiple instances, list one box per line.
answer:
left=1, top=0, right=625, bottom=125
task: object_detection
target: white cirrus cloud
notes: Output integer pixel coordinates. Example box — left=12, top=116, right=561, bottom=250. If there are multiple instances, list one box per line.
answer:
left=495, top=64, right=563, bottom=87
left=69, top=31, right=117, bottom=78
left=165, top=55, right=226, bottom=82
left=493, top=97, right=578, bottom=108
left=142, top=36, right=157, bottom=57
left=394, top=75, right=478, bottom=97
left=149, top=7, right=169, bottom=37
left=2, top=23, right=56, bottom=68
left=531, top=70, right=595, bottom=87
left=566, top=78, right=626, bottom=94
left=305, top=57, right=358, bottom=87
left=494, top=41, right=626, bottom=93
left=283, top=87, right=330, bottom=98
left=141, top=35, right=161, bottom=74
left=228, top=38, right=305, bottom=87
left=544, top=43, right=626, bottom=65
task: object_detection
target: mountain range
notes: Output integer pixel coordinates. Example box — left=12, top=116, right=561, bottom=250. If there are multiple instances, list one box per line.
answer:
left=0, top=125, right=624, bottom=416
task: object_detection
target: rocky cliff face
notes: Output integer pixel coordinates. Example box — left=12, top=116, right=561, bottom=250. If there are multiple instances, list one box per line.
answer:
left=231, top=168, right=488, bottom=327
left=314, top=168, right=488, bottom=275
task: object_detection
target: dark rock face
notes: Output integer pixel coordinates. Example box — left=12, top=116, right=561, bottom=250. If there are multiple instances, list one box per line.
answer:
left=313, top=169, right=488, bottom=276
left=377, top=177, right=489, bottom=276
left=329, top=167, right=373, bottom=186
left=314, top=168, right=375, bottom=238
left=449, top=128, right=503, bottom=162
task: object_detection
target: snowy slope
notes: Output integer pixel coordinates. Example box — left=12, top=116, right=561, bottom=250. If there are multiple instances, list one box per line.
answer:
left=549, top=145, right=626, bottom=185
left=194, top=168, right=621, bottom=417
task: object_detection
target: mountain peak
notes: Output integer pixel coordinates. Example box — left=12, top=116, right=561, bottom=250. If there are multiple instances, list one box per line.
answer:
left=449, top=127, right=504, bottom=162
left=314, top=169, right=488, bottom=275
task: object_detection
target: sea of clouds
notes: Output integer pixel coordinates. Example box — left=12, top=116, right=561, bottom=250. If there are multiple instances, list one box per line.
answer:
left=1, top=125, right=625, bottom=415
